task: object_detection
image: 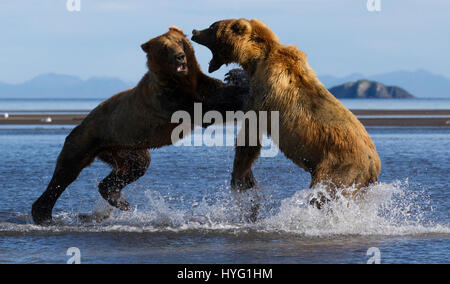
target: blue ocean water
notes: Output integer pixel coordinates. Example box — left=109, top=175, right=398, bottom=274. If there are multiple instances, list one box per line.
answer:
left=0, top=124, right=448, bottom=264
left=2, top=98, right=450, bottom=111
left=0, top=98, right=102, bottom=112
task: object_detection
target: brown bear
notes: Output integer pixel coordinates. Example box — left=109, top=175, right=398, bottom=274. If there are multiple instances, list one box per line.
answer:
left=31, top=27, right=249, bottom=225
left=192, top=19, right=381, bottom=207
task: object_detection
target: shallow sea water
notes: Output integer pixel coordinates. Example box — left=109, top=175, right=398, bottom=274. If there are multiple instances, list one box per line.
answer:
left=2, top=98, right=450, bottom=112
left=0, top=125, right=448, bottom=263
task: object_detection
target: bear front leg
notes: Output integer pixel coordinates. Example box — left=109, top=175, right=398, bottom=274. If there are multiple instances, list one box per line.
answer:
left=231, top=117, right=262, bottom=191
left=231, top=147, right=259, bottom=191
left=231, top=120, right=262, bottom=191
left=231, top=138, right=262, bottom=223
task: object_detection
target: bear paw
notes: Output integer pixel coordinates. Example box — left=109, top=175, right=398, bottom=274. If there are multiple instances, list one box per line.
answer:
left=231, top=173, right=257, bottom=191
left=100, top=190, right=132, bottom=211
left=31, top=202, right=53, bottom=226
left=224, top=68, right=249, bottom=88
left=308, top=193, right=331, bottom=209
left=108, top=197, right=131, bottom=212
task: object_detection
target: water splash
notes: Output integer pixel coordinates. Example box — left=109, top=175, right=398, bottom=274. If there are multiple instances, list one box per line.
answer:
left=261, top=180, right=447, bottom=236
left=0, top=180, right=448, bottom=236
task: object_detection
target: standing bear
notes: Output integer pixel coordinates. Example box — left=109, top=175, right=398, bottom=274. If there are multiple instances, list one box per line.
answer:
left=192, top=19, right=381, bottom=206
left=31, top=27, right=249, bottom=225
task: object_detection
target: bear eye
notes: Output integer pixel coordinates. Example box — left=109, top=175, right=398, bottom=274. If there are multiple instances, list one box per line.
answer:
left=177, top=40, right=185, bottom=49
left=250, top=35, right=265, bottom=44
left=210, top=23, right=218, bottom=30
left=160, top=45, right=169, bottom=55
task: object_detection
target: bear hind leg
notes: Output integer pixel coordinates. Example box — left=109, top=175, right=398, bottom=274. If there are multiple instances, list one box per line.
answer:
left=98, top=149, right=150, bottom=211
left=32, top=132, right=98, bottom=225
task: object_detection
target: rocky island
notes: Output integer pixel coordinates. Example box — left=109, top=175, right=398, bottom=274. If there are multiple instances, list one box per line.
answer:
left=329, top=80, right=415, bottom=99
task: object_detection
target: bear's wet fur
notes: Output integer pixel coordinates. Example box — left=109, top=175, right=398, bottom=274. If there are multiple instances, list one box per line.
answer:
left=192, top=19, right=381, bottom=207
left=31, top=27, right=249, bottom=225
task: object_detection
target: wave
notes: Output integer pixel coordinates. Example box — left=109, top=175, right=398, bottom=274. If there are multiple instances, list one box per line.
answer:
left=1, top=180, right=449, bottom=237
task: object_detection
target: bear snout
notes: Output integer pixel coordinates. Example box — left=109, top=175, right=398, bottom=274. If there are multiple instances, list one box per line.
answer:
left=191, top=29, right=208, bottom=45
left=191, top=30, right=201, bottom=42
left=176, top=53, right=186, bottom=64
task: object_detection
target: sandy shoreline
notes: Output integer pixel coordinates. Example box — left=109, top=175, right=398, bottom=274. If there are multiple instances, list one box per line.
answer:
left=1, top=110, right=450, bottom=127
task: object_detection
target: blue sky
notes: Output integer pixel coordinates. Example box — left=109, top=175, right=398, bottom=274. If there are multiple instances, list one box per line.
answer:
left=0, top=0, right=449, bottom=83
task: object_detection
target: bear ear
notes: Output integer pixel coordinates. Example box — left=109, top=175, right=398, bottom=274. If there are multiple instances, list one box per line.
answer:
left=169, top=26, right=185, bottom=36
left=231, top=19, right=251, bottom=35
left=250, top=19, right=268, bottom=28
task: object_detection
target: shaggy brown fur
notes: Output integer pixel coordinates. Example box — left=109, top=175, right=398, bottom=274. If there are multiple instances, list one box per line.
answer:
left=192, top=19, right=381, bottom=206
left=31, top=27, right=249, bottom=225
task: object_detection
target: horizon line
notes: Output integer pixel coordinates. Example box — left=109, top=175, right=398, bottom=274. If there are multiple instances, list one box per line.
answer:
left=1, top=68, right=449, bottom=85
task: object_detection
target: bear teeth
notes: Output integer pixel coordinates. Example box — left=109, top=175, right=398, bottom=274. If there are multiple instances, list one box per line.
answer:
left=177, top=64, right=187, bottom=72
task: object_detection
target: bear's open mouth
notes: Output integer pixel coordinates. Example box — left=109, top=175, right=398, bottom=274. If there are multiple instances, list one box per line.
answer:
left=177, top=63, right=187, bottom=73
left=208, top=55, right=224, bottom=73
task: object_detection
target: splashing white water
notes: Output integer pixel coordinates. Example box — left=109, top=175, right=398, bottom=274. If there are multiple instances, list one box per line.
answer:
left=261, top=180, right=447, bottom=236
left=0, top=180, right=449, bottom=236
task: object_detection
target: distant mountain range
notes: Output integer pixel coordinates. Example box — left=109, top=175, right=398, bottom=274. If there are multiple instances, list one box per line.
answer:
left=329, top=80, right=414, bottom=99
left=0, top=73, right=134, bottom=99
left=0, top=69, right=449, bottom=99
